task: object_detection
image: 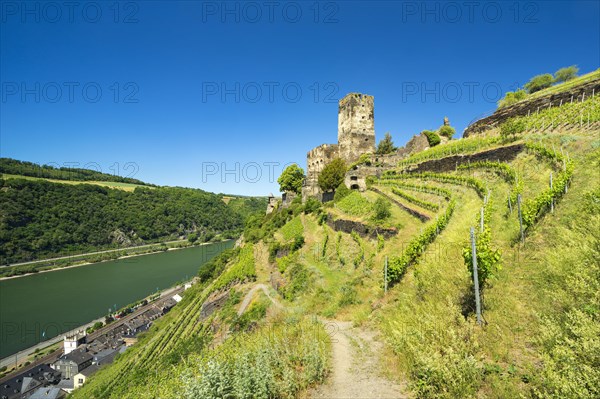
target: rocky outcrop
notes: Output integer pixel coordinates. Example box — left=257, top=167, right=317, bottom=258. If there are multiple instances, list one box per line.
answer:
left=464, top=78, right=600, bottom=137
left=326, top=214, right=398, bottom=239
left=406, top=143, right=524, bottom=173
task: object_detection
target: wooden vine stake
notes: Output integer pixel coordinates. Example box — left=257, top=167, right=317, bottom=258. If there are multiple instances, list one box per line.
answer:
left=508, top=192, right=513, bottom=214
left=550, top=172, right=554, bottom=213
left=480, top=207, right=485, bottom=232
left=517, top=194, right=524, bottom=244
left=470, top=227, right=482, bottom=325
left=384, top=256, right=388, bottom=294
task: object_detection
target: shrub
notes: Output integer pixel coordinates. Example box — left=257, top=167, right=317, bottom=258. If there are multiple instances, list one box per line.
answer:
left=338, top=282, right=359, bottom=306
left=498, top=89, right=527, bottom=108
left=284, top=263, right=310, bottom=300
left=524, top=73, right=554, bottom=93
left=372, top=197, right=392, bottom=221
left=438, top=125, right=455, bottom=138
left=187, top=233, right=198, bottom=243
left=290, top=235, right=305, bottom=252
left=553, top=65, right=579, bottom=83
left=303, top=197, right=321, bottom=214
left=422, top=130, right=441, bottom=147
left=333, top=182, right=351, bottom=202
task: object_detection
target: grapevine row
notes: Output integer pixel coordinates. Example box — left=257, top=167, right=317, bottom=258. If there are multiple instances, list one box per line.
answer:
left=390, top=187, right=440, bottom=212
left=382, top=171, right=487, bottom=198
left=386, top=199, right=456, bottom=286
left=377, top=180, right=453, bottom=199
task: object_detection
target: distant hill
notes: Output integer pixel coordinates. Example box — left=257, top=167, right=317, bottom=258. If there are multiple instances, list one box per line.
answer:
left=0, top=158, right=150, bottom=186
left=0, top=160, right=267, bottom=264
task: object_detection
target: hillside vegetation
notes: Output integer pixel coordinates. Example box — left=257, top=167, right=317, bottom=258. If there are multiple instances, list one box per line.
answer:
left=0, top=175, right=266, bottom=266
left=0, top=158, right=150, bottom=185
left=68, top=90, right=598, bottom=398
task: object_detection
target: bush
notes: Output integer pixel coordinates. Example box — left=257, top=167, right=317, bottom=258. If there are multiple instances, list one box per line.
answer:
left=290, top=235, right=305, bottom=252
left=338, top=282, right=359, bottom=306
left=554, top=65, right=579, bottom=83
left=303, top=197, right=321, bottom=214
left=333, top=182, right=351, bottom=202
left=524, top=73, right=554, bottom=93
left=438, top=125, right=455, bottom=138
left=498, top=89, right=527, bottom=108
left=187, top=233, right=198, bottom=243
left=422, top=130, right=441, bottom=147
left=372, top=197, right=391, bottom=221
left=284, top=263, right=310, bottom=300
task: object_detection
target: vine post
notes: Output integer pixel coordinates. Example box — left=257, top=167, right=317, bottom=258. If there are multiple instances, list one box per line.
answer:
left=480, top=207, right=484, bottom=232
left=508, top=192, right=513, bottom=214
left=384, top=256, right=388, bottom=294
left=517, top=194, right=524, bottom=244
left=470, top=227, right=482, bottom=325
left=550, top=172, right=554, bottom=213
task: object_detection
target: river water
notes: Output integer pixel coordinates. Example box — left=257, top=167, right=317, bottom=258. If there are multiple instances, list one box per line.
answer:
left=0, top=240, right=233, bottom=358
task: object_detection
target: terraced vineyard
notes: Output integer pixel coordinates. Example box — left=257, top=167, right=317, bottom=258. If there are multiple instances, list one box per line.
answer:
left=70, top=97, right=599, bottom=399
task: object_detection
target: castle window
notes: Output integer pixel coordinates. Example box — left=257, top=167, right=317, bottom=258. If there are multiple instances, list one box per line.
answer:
left=350, top=176, right=358, bottom=181
left=351, top=184, right=360, bottom=190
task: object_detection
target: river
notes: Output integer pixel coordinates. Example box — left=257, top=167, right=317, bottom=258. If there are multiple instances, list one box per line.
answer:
left=0, top=240, right=233, bottom=359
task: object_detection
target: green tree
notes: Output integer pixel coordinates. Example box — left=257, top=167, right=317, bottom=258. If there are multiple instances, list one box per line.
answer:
left=318, top=158, right=347, bottom=192
left=554, top=65, right=579, bottom=83
left=376, top=132, right=397, bottom=155
left=438, top=125, right=455, bottom=138
left=524, top=73, right=554, bottom=93
left=277, top=164, right=305, bottom=194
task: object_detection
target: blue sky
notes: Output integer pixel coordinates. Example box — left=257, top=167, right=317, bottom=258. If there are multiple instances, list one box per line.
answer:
left=1, top=0, right=599, bottom=196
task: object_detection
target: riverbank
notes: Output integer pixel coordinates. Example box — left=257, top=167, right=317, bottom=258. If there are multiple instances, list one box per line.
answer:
left=0, top=282, right=185, bottom=381
left=0, top=239, right=235, bottom=281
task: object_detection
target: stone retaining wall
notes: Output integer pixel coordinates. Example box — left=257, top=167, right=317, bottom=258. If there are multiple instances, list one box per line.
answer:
left=406, top=143, right=524, bottom=173
left=463, top=78, right=600, bottom=137
left=326, top=214, right=398, bottom=239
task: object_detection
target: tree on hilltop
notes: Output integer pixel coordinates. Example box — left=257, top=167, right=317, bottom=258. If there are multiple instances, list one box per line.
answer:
left=277, top=164, right=305, bottom=194
left=318, top=158, right=347, bottom=192
left=554, top=65, right=579, bottom=83
left=524, top=73, right=554, bottom=93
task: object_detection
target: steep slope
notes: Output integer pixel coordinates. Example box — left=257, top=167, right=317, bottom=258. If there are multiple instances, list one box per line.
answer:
left=66, top=99, right=598, bottom=398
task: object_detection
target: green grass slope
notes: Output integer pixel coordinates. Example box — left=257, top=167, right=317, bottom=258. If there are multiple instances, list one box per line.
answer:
left=66, top=100, right=599, bottom=398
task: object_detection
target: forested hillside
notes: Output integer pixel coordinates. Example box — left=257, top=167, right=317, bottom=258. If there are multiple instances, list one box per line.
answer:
left=0, top=176, right=266, bottom=264
left=0, top=158, right=150, bottom=185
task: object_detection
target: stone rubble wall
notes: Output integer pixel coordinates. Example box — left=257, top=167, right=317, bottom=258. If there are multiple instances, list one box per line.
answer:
left=463, top=78, right=600, bottom=137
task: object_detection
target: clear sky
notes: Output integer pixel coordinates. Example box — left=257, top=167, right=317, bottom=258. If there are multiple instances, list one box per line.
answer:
left=1, top=1, right=599, bottom=196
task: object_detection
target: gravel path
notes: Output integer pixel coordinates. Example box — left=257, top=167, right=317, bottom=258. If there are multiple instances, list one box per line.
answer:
left=308, top=320, right=407, bottom=399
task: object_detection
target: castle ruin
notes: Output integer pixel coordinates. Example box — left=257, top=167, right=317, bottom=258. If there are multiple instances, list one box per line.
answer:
left=302, top=93, right=375, bottom=200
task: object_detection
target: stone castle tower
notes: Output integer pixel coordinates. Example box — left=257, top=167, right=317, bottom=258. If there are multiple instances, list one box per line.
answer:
left=337, top=93, right=375, bottom=164
left=302, top=92, right=375, bottom=200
